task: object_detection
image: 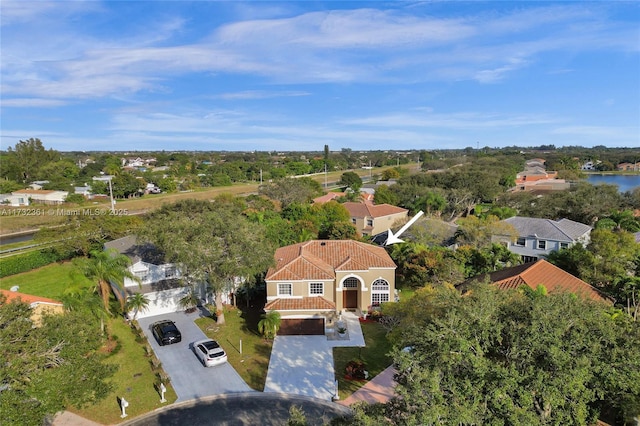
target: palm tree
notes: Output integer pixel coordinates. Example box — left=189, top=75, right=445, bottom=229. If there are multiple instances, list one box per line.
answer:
left=83, top=248, right=137, bottom=315
left=126, top=293, right=150, bottom=320
left=61, top=287, right=110, bottom=335
left=258, top=311, right=281, bottom=340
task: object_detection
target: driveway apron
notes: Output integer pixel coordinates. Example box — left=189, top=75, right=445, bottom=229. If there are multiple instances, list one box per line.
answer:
left=137, top=310, right=252, bottom=402
left=264, top=335, right=336, bottom=401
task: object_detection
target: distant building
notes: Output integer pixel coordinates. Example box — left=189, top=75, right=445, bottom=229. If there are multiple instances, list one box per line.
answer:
left=11, top=189, right=68, bottom=205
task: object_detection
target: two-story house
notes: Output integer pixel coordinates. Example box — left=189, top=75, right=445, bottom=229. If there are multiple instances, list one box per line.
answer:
left=342, top=202, right=408, bottom=237
left=264, top=240, right=396, bottom=335
left=494, top=216, right=592, bottom=263
left=104, top=235, right=188, bottom=319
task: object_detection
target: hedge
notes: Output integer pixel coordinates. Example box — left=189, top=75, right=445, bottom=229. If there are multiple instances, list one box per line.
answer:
left=0, top=249, right=68, bottom=278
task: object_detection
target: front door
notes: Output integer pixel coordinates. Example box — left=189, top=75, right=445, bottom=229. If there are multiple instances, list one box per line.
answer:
left=343, top=290, right=358, bottom=309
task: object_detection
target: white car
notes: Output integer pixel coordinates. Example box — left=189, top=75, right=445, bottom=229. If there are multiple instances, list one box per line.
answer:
left=193, top=339, right=228, bottom=367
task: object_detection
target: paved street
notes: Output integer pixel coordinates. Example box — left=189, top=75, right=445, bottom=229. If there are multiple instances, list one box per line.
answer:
left=137, top=310, right=252, bottom=402
left=121, top=392, right=352, bottom=426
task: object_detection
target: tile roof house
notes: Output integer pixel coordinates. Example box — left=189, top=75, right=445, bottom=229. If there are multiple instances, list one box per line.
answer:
left=265, top=240, right=397, bottom=335
left=342, top=202, right=408, bottom=237
left=459, top=259, right=611, bottom=304
left=493, top=216, right=592, bottom=263
left=104, top=235, right=188, bottom=319
left=0, top=289, right=65, bottom=326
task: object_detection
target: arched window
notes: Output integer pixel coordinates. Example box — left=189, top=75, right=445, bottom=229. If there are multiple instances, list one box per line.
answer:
left=343, top=277, right=359, bottom=289
left=371, top=279, right=390, bottom=304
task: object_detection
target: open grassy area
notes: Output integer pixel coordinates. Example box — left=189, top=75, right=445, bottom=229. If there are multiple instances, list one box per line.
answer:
left=195, top=304, right=273, bottom=391
left=333, top=321, right=393, bottom=400
left=72, top=318, right=178, bottom=425
left=0, top=260, right=93, bottom=298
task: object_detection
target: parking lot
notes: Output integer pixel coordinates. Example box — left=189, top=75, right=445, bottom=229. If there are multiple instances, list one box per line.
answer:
left=137, top=310, right=252, bottom=402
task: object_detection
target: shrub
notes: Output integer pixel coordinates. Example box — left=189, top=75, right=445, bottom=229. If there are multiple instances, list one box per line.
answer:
left=0, top=249, right=69, bottom=277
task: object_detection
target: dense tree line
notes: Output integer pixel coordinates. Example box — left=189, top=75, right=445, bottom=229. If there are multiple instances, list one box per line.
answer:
left=337, top=285, right=640, bottom=425
left=0, top=295, right=116, bottom=425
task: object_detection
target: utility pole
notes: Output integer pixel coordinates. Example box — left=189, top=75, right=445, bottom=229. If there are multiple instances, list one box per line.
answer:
left=324, top=163, right=327, bottom=188
left=108, top=177, right=115, bottom=213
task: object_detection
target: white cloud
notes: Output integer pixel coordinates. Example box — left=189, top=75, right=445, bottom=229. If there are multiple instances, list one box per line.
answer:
left=1, top=98, right=68, bottom=107
left=341, top=111, right=559, bottom=129
left=2, top=3, right=637, bottom=102
left=214, top=90, right=310, bottom=100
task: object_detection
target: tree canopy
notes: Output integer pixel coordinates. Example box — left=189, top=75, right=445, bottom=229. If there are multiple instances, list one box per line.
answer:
left=0, top=295, right=116, bottom=425
left=140, top=198, right=275, bottom=324
left=362, top=285, right=640, bottom=425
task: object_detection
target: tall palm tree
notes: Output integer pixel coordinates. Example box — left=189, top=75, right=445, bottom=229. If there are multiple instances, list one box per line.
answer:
left=126, top=293, right=150, bottom=320
left=83, top=248, right=137, bottom=315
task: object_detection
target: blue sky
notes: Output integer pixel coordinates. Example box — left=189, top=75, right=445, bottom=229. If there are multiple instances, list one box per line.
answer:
left=1, top=1, right=639, bottom=152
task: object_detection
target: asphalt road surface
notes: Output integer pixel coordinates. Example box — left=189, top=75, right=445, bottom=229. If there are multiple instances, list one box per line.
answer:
left=121, top=392, right=352, bottom=426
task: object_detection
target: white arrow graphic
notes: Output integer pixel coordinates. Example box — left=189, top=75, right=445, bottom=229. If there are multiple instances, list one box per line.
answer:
left=384, top=210, right=424, bottom=246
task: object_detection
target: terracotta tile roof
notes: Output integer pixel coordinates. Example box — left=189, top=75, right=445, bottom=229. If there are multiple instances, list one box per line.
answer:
left=481, top=260, right=610, bottom=303
left=266, top=240, right=396, bottom=281
left=313, top=192, right=345, bottom=203
left=1, top=289, right=63, bottom=306
left=265, top=296, right=336, bottom=311
left=343, top=202, right=407, bottom=218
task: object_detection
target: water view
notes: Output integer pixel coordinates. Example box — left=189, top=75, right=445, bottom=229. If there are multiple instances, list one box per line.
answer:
left=586, top=174, right=640, bottom=193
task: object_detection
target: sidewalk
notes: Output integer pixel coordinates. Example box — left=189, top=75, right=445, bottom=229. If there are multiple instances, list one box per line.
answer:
left=52, top=411, right=104, bottom=426
left=338, top=365, right=397, bottom=406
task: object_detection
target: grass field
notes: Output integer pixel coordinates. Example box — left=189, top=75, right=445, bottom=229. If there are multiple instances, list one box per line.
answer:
left=0, top=260, right=93, bottom=297
left=333, top=321, right=393, bottom=400
left=195, top=303, right=273, bottom=391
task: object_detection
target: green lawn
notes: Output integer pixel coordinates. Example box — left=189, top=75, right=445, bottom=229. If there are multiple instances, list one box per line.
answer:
left=72, top=318, right=178, bottom=424
left=195, top=304, right=273, bottom=391
left=333, top=321, right=393, bottom=400
left=0, top=261, right=93, bottom=298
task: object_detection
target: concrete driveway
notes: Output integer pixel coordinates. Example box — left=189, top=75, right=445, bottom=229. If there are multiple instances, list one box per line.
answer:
left=264, top=335, right=336, bottom=401
left=137, top=310, right=252, bottom=402
left=264, top=312, right=366, bottom=401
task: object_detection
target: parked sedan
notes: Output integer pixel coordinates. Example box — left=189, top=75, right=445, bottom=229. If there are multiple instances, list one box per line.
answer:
left=193, top=339, right=228, bottom=367
left=151, top=320, right=182, bottom=346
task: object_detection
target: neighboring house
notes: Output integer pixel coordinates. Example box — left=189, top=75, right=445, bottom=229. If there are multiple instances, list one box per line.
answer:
left=343, top=202, right=408, bottom=237
left=29, top=180, right=50, bottom=190
left=511, top=160, right=568, bottom=192
left=617, top=162, right=640, bottom=172
left=0, top=289, right=65, bottom=326
left=0, top=193, right=29, bottom=206
left=11, top=189, right=68, bottom=205
left=264, top=240, right=397, bottom=335
left=494, top=216, right=592, bottom=263
left=581, top=160, right=600, bottom=171
left=104, top=235, right=190, bottom=319
left=74, top=186, right=93, bottom=198
left=313, top=192, right=346, bottom=204
left=459, top=259, right=611, bottom=304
